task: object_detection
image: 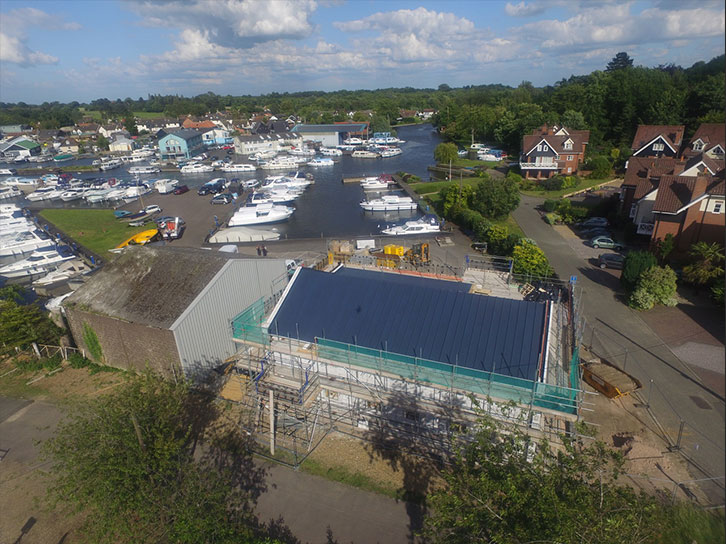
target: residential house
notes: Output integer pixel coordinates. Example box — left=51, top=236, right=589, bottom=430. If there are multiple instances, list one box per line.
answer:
left=109, top=136, right=135, bottom=153
left=233, top=132, right=302, bottom=156
left=98, top=124, right=125, bottom=139
left=158, top=129, right=204, bottom=160
left=681, top=123, right=725, bottom=161
left=418, top=109, right=436, bottom=120
left=182, top=117, right=217, bottom=130
left=58, top=138, right=80, bottom=154
left=399, top=109, right=418, bottom=120
left=630, top=125, right=685, bottom=158
left=0, top=124, right=32, bottom=135
left=0, top=137, right=42, bottom=159
left=519, top=125, right=590, bottom=179
left=202, top=128, right=233, bottom=146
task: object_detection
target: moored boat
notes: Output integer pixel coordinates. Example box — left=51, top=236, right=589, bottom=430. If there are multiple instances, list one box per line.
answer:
left=227, top=203, right=294, bottom=226
left=381, top=215, right=441, bottom=235
left=360, top=194, right=417, bottom=211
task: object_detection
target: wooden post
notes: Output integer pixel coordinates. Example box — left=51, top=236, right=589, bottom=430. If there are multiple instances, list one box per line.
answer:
left=269, top=389, right=275, bottom=456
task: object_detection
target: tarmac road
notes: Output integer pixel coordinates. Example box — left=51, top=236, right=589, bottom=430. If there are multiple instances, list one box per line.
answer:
left=513, top=195, right=725, bottom=500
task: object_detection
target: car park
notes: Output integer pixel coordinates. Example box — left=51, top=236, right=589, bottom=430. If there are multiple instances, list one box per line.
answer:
left=211, top=193, right=233, bottom=205
left=589, top=235, right=623, bottom=250
left=173, top=184, right=189, bottom=195
left=597, top=253, right=625, bottom=269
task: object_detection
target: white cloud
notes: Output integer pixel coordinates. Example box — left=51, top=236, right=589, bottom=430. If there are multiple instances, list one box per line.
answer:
left=504, top=2, right=546, bottom=17
left=0, top=7, right=79, bottom=67
left=125, top=0, right=317, bottom=48
left=334, top=7, right=475, bottom=37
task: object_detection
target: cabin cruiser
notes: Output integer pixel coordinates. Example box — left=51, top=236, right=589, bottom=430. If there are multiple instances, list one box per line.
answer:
left=360, top=174, right=396, bottom=190
left=247, top=189, right=300, bottom=205
left=249, top=150, right=277, bottom=161
left=0, top=217, right=34, bottom=235
left=180, top=162, right=214, bottom=173
left=4, top=177, right=40, bottom=191
left=85, top=188, right=115, bottom=203
left=26, top=187, right=58, bottom=201
left=0, top=168, right=18, bottom=176
left=343, top=137, right=363, bottom=145
left=378, top=147, right=403, bottom=158
left=0, top=246, right=76, bottom=279
left=153, top=179, right=179, bottom=194
left=99, top=158, right=124, bottom=171
left=227, top=203, right=294, bottom=226
left=122, top=185, right=152, bottom=202
left=381, top=215, right=441, bottom=235
left=351, top=150, right=379, bottom=159
left=0, top=229, right=53, bottom=261
left=360, top=194, right=417, bottom=211
left=262, top=174, right=311, bottom=191
left=129, top=165, right=160, bottom=174
left=289, top=146, right=315, bottom=156
left=222, top=163, right=256, bottom=173
left=307, top=157, right=334, bottom=167
left=0, top=187, right=22, bottom=200
left=59, top=188, right=85, bottom=201
left=32, top=258, right=90, bottom=288
left=319, top=147, right=343, bottom=156
left=259, top=156, right=302, bottom=170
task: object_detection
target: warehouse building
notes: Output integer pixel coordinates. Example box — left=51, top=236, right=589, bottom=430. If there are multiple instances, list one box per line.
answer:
left=290, top=123, right=369, bottom=147
left=63, top=246, right=289, bottom=378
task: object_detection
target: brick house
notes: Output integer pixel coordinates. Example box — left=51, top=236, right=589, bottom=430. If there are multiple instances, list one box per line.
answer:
left=630, top=125, right=685, bottom=158
left=519, top=125, right=589, bottom=179
left=621, top=123, right=725, bottom=250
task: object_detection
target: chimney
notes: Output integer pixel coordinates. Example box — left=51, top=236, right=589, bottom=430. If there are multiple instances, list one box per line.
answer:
left=693, top=173, right=710, bottom=199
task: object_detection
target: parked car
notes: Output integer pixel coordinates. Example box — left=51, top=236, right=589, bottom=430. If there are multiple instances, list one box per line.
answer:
left=128, top=219, right=152, bottom=227
left=211, top=193, right=233, bottom=205
left=173, top=184, right=189, bottom=195
left=580, top=226, right=612, bottom=238
left=597, top=253, right=625, bottom=270
left=589, top=235, right=623, bottom=250
left=142, top=204, right=161, bottom=215
left=471, top=242, right=488, bottom=253
left=578, top=217, right=609, bottom=228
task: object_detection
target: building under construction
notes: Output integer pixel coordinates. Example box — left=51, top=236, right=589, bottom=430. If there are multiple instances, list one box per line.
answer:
left=221, top=261, right=584, bottom=465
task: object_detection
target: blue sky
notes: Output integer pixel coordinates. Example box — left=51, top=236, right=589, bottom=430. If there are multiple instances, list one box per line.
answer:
left=1, top=0, right=724, bottom=104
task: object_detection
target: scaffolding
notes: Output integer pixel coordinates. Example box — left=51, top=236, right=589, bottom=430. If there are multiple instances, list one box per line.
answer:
left=223, top=276, right=587, bottom=465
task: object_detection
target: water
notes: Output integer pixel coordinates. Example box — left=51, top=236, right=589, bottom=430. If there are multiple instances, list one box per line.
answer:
left=1, top=124, right=442, bottom=239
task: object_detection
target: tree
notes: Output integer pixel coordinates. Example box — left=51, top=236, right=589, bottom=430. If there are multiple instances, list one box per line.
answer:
left=682, top=241, right=725, bottom=286
left=653, top=233, right=675, bottom=264
left=629, top=265, right=678, bottom=311
left=43, top=372, right=272, bottom=543
left=561, top=109, right=587, bottom=130
left=606, top=51, right=634, bottom=71
left=621, top=250, right=658, bottom=291
left=96, top=133, right=110, bottom=151
left=471, top=177, right=520, bottom=219
left=0, top=290, right=61, bottom=352
left=512, top=239, right=552, bottom=277
left=423, top=406, right=668, bottom=543
left=434, top=142, right=459, bottom=164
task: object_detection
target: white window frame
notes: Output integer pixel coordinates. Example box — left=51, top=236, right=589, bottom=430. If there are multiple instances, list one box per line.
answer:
left=713, top=201, right=723, bottom=214
left=653, top=143, right=665, bottom=152
left=563, top=140, right=573, bottom=150
left=543, top=144, right=548, bottom=152
left=567, top=155, right=574, bottom=161
left=693, top=141, right=704, bottom=151
left=536, top=144, right=542, bottom=151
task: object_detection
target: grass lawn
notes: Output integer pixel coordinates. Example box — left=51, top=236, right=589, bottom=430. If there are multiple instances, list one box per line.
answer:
left=520, top=177, right=615, bottom=199
left=79, top=109, right=165, bottom=120
left=38, top=209, right=149, bottom=255
left=451, top=158, right=504, bottom=169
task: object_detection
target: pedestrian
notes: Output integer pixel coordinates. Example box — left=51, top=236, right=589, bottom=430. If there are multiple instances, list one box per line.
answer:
left=256, top=245, right=261, bottom=256
left=262, top=245, right=268, bottom=257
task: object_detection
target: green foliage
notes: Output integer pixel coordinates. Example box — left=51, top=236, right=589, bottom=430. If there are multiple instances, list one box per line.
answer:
left=43, top=372, right=267, bottom=543
left=586, top=156, right=613, bottom=179
left=433, top=142, right=459, bottom=164
left=423, top=406, right=670, bottom=544
left=621, top=250, right=658, bottom=291
left=479, top=223, right=521, bottom=256
left=653, top=233, right=675, bottom=264
left=471, top=177, right=520, bottom=219
left=544, top=212, right=560, bottom=225
left=96, top=134, right=110, bottom=151
left=0, top=297, right=62, bottom=352
left=682, top=242, right=725, bottom=286
left=543, top=199, right=558, bottom=212
left=15, top=353, right=63, bottom=372
left=67, top=352, right=119, bottom=374
left=441, top=184, right=475, bottom=215
left=711, top=284, right=724, bottom=306
left=448, top=204, right=488, bottom=234
left=512, top=240, right=552, bottom=277
left=629, top=266, right=678, bottom=310
left=82, top=322, right=103, bottom=362
left=0, top=285, right=23, bottom=302
left=606, top=51, right=634, bottom=71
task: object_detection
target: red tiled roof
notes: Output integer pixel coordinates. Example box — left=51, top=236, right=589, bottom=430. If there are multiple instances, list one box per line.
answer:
left=521, top=125, right=589, bottom=156
left=622, top=156, right=685, bottom=199
left=652, top=175, right=697, bottom=213
left=684, top=123, right=726, bottom=158
left=631, top=125, right=684, bottom=153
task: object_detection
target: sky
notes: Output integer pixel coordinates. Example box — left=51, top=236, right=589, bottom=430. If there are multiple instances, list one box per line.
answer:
left=0, top=0, right=724, bottom=104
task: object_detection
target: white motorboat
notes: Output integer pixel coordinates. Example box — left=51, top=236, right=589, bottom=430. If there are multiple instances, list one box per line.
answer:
left=360, top=174, right=396, bottom=191
left=59, top=189, right=85, bottom=202
left=223, top=163, right=256, bottom=173
left=85, top=188, right=114, bottom=203
left=0, top=168, right=18, bottom=176
left=131, top=148, right=155, bottom=159
left=249, top=150, right=277, bottom=161
left=343, top=137, right=363, bottom=145
left=247, top=189, right=300, bottom=205
left=32, top=258, right=90, bottom=287
left=0, top=217, right=34, bottom=235
left=319, top=147, right=343, bottom=156
left=259, top=157, right=301, bottom=170
left=360, top=194, right=417, bottom=212
left=129, top=165, right=160, bottom=174
left=0, top=230, right=53, bottom=260
left=352, top=150, right=379, bottom=159
left=379, top=147, right=403, bottom=158
left=0, top=187, right=22, bottom=200
left=240, top=179, right=260, bottom=189
left=154, top=179, right=179, bottom=194
left=228, top=203, right=294, bottom=226
left=122, top=185, right=152, bottom=202
left=99, top=158, right=124, bottom=171
left=289, top=147, right=315, bottom=156
left=180, top=163, right=214, bottom=173
left=0, top=246, right=76, bottom=279
left=307, top=157, right=334, bottom=167
left=381, top=216, right=441, bottom=235
left=262, top=175, right=311, bottom=191
left=26, top=187, right=58, bottom=201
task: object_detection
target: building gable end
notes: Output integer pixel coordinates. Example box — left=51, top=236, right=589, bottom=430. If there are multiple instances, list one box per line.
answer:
left=633, top=134, right=676, bottom=156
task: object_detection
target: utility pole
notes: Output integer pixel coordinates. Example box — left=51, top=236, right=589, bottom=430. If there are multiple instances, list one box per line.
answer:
left=269, top=389, right=275, bottom=456
left=471, top=127, right=474, bottom=146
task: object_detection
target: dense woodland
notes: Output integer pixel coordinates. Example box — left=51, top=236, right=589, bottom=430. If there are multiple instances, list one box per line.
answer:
left=1, top=53, right=723, bottom=154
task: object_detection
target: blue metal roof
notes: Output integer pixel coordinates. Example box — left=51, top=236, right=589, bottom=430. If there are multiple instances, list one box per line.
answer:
left=268, top=268, right=547, bottom=381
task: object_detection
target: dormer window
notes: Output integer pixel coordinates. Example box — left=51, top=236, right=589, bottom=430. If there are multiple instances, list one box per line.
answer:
left=693, top=140, right=704, bottom=151
left=563, top=139, right=573, bottom=150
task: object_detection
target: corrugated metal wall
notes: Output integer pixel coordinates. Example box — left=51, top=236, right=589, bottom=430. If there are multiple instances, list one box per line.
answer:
left=171, top=258, right=287, bottom=378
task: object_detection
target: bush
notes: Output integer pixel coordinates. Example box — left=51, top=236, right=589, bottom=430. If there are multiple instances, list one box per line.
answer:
left=621, top=251, right=658, bottom=291
left=512, top=240, right=553, bottom=277
left=628, top=266, right=678, bottom=310
left=472, top=177, right=520, bottom=219
left=543, top=199, right=558, bottom=212
left=544, top=213, right=560, bottom=225
left=712, top=284, right=725, bottom=306
left=586, top=156, right=612, bottom=179
left=540, top=177, right=564, bottom=191
left=15, top=353, right=62, bottom=372
left=519, top=177, right=537, bottom=191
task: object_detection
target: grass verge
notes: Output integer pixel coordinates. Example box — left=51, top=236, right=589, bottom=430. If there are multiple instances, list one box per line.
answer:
left=300, top=456, right=405, bottom=500
left=520, top=177, right=616, bottom=198
left=38, top=209, right=148, bottom=255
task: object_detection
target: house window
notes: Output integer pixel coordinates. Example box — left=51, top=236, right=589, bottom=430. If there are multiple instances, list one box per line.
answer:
left=543, top=145, right=548, bottom=152
left=693, top=141, right=704, bottom=151
left=564, top=140, right=573, bottom=150
left=713, top=201, right=723, bottom=214
left=653, top=143, right=664, bottom=151
left=536, top=144, right=542, bottom=151
left=567, top=155, right=574, bottom=161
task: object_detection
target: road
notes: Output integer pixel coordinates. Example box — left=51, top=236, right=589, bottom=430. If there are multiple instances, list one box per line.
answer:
left=0, top=396, right=420, bottom=544
left=513, top=195, right=725, bottom=499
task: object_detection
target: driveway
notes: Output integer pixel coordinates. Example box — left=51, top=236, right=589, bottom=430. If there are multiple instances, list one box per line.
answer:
left=513, top=195, right=725, bottom=499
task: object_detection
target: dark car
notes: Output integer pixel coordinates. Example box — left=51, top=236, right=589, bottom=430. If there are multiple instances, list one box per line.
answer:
left=598, top=253, right=625, bottom=270
left=471, top=242, right=488, bottom=253
left=580, top=226, right=611, bottom=238
left=197, top=185, right=213, bottom=195
left=173, top=184, right=189, bottom=195
left=211, top=193, right=233, bottom=205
